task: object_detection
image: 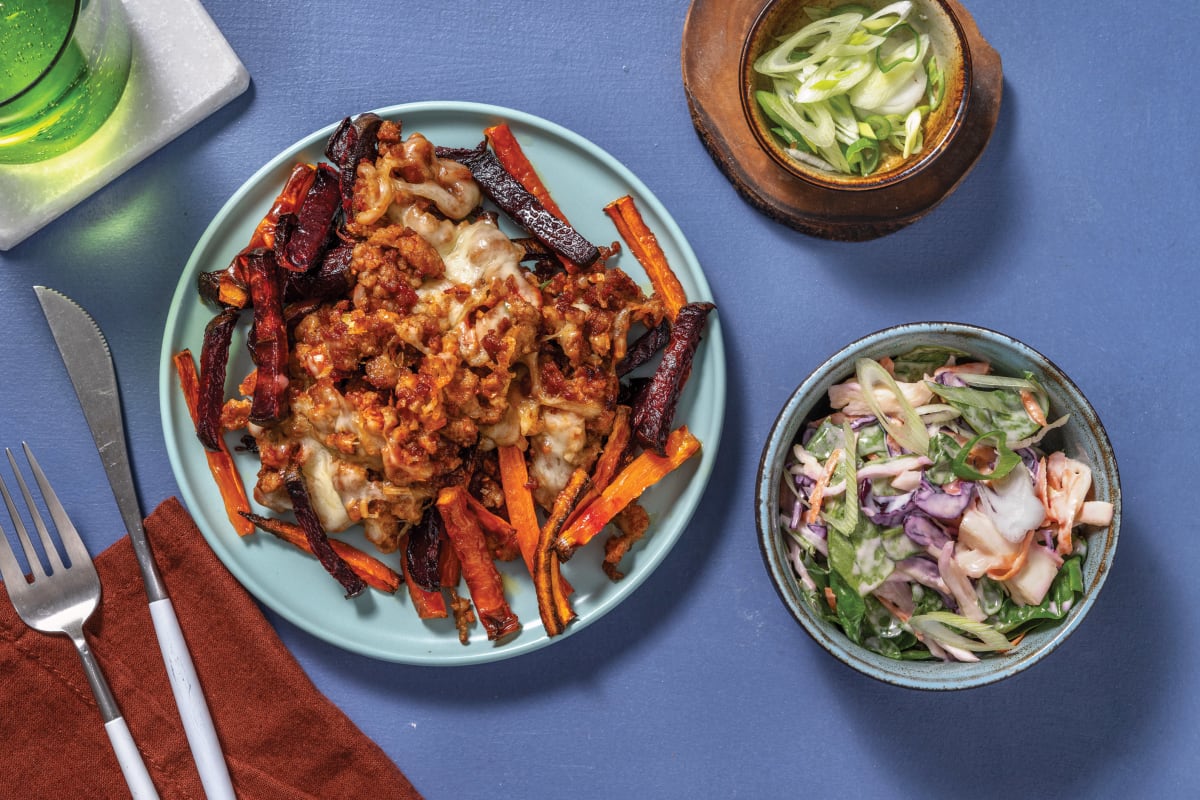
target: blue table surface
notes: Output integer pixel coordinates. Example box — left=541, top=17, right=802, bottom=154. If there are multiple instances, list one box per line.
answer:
left=2, top=2, right=1196, bottom=798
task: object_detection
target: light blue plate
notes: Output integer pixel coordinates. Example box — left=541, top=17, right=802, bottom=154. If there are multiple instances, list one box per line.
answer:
left=159, top=101, right=726, bottom=665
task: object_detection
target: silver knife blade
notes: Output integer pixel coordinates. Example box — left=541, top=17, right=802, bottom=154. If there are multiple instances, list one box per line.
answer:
left=34, top=286, right=166, bottom=600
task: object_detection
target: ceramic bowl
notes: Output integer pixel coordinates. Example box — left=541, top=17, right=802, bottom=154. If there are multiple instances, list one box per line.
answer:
left=740, top=0, right=972, bottom=191
left=755, top=322, right=1121, bottom=690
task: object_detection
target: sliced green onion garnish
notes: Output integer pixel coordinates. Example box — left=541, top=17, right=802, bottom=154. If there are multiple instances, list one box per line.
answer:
left=855, top=357, right=929, bottom=455
left=864, top=114, right=891, bottom=138
left=926, top=55, right=946, bottom=109
left=950, top=429, right=1021, bottom=482
left=902, top=107, right=923, bottom=158
left=796, top=55, right=874, bottom=104
left=909, top=611, right=1013, bottom=652
left=754, top=13, right=862, bottom=75
left=753, top=2, right=937, bottom=177
left=845, top=137, right=880, bottom=176
left=875, top=23, right=920, bottom=72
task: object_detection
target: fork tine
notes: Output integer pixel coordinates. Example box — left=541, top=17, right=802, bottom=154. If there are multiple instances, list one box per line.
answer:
left=0, top=484, right=29, bottom=588
left=5, top=447, right=66, bottom=575
left=21, top=443, right=91, bottom=571
left=0, top=468, right=46, bottom=581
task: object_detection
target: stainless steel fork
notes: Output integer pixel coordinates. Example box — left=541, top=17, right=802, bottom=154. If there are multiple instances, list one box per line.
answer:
left=0, top=444, right=160, bottom=800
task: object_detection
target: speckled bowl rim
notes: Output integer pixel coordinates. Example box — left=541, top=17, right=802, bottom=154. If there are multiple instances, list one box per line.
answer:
left=755, top=322, right=1121, bottom=690
left=739, top=0, right=974, bottom=192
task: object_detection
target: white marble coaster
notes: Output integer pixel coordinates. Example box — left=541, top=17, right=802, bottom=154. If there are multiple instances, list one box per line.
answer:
left=0, top=0, right=249, bottom=250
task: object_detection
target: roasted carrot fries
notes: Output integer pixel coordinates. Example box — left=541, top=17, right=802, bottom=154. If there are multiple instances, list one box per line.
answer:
left=437, top=485, right=521, bottom=641
left=173, top=350, right=255, bottom=536
left=498, top=444, right=575, bottom=633
left=557, top=426, right=702, bottom=557
left=398, top=531, right=448, bottom=619
left=240, top=512, right=400, bottom=594
left=604, top=195, right=689, bottom=320
left=486, top=122, right=580, bottom=272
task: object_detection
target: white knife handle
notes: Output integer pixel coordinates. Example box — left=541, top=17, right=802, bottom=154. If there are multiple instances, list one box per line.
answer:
left=105, top=716, right=161, bottom=799
left=149, top=598, right=237, bottom=799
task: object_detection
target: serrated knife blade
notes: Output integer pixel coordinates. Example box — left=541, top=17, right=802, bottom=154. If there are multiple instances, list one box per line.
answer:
left=35, top=286, right=235, bottom=800
left=34, top=286, right=166, bottom=599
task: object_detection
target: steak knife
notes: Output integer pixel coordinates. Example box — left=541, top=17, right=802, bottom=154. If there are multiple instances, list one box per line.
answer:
left=35, top=286, right=236, bottom=800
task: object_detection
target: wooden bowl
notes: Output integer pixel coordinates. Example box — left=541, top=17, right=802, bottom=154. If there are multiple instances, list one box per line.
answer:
left=682, top=0, right=1003, bottom=240
left=741, top=0, right=970, bottom=191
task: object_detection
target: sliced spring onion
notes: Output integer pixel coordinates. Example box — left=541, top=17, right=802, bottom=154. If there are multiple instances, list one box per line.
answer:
left=951, top=429, right=1021, bottom=482
left=902, top=106, right=923, bottom=158
left=845, top=137, right=880, bottom=175
left=753, top=5, right=937, bottom=176
left=864, top=113, right=891, bottom=139
left=796, top=55, right=874, bottom=104
left=754, top=14, right=862, bottom=75
left=909, top=611, right=1014, bottom=652
left=915, top=403, right=962, bottom=424
left=926, top=55, right=945, bottom=109
left=786, top=147, right=838, bottom=172
left=850, top=35, right=929, bottom=114
left=827, top=95, right=864, bottom=145
left=1012, top=413, right=1071, bottom=450
left=855, top=357, right=930, bottom=455
left=875, top=23, right=921, bottom=72
left=772, top=78, right=837, bottom=148
left=860, top=1, right=913, bottom=33
left=829, top=30, right=888, bottom=57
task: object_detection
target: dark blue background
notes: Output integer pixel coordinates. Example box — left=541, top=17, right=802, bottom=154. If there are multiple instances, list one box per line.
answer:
left=2, top=2, right=1193, bottom=797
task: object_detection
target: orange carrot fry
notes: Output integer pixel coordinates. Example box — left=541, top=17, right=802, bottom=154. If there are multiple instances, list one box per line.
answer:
left=438, top=526, right=462, bottom=588
left=398, top=533, right=448, bottom=619
left=486, top=124, right=569, bottom=222
left=557, top=426, right=701, bottom=554
left=497, top=444, right=541, bottom=575
left=252, top=162, right=316, bottom=252
left=239, top=512, right=401, bottom=593
left=564, top=405, right=633, bottom=531
left=173, top=350, right=255, bottom=536
left=465, top=492, right=520, bottom=560
left=497, top=444, right=575, bottom=605
left=535, top=469, right=588, bottom=635
left=604, top=195, right=688, bottom=321
left=437, top=485, right=521, bottom=641
left=592, top=405, right=634, bottom=493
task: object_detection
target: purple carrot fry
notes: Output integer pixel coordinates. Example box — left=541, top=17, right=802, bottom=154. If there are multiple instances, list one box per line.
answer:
left=284, top=239, right=354, bottom=303
left=436, top=142, right=600, bottom=267
left=245, top=249, right=290, bottom=425
left=617, top=320, right=670, bottom=377
left=631, top=302, right=715, bottom=455
left=406, top=507, right=443, bottom=593
left=284, top=464, right=367, bottom=598
left=326, top=113, right=384, bottom=214
left=196, top=307, right=241, bottom=450
left=279, top=163, right=341, bottom=273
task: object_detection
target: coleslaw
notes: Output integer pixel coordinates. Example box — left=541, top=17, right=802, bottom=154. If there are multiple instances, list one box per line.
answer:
left=780, top=346, right=1114, bottom=662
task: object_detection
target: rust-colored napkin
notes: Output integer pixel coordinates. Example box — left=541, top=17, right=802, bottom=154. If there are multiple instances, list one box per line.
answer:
left=0, top=498, right=422, bottom=799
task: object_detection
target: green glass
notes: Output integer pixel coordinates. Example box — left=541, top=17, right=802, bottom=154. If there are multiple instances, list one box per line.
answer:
left=0, top=0, right=132, bottom=164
